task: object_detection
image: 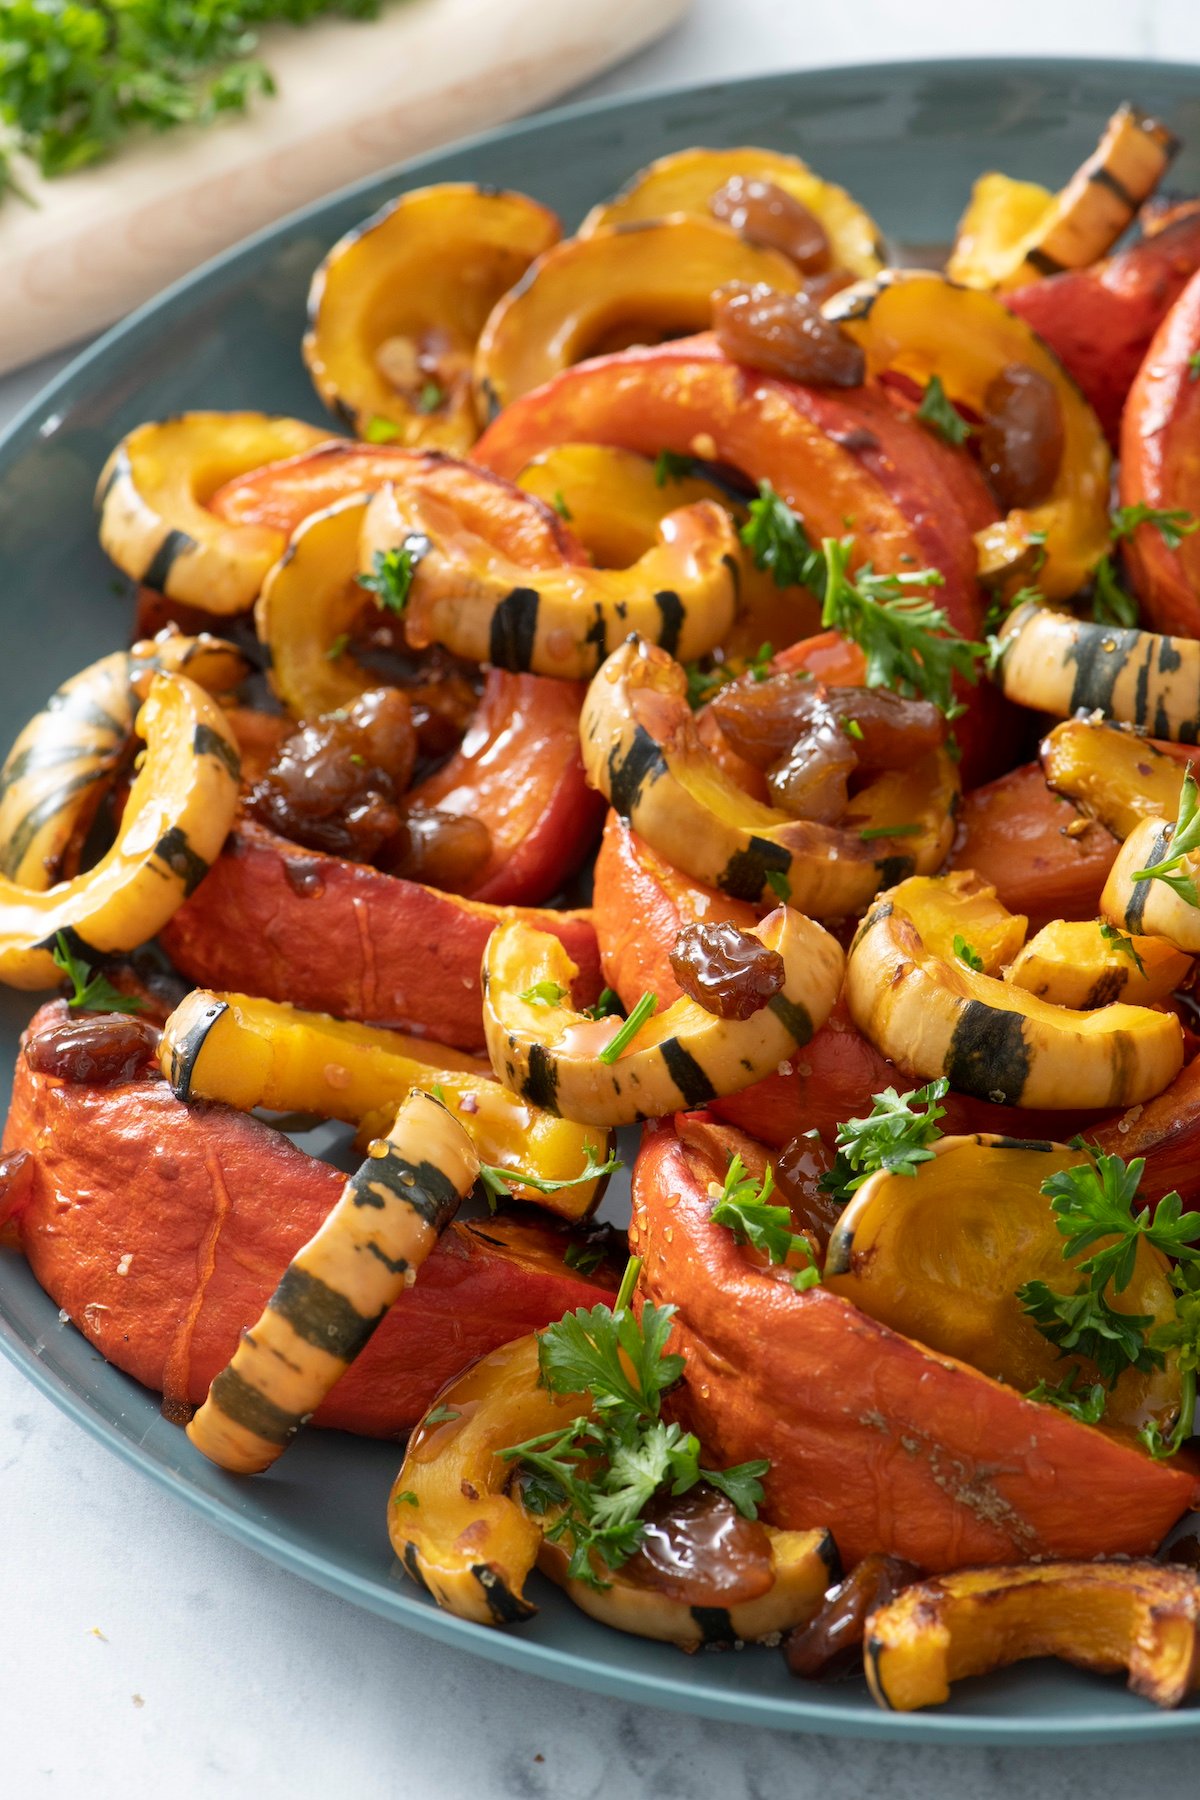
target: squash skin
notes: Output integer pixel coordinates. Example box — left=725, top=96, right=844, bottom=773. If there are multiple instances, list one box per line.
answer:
left=631, top=1120, right=1199, bottom=1571
left=1119, top=266, right=1200, bottom=638
left=1006, top=203, right=1200, bottom=446
left=159, top=818, right=603, bottom=1053
left=997, top=600, right=1200, bottom=742
left=0, top=1017, right=618, bottom=1436
left=1102, top=815, right=1200, bottom=955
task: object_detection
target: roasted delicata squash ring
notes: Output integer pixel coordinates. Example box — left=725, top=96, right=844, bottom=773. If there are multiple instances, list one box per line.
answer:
left=391, top=1333, right=588, bottom=1626
left=360, top=483, right=739, bottom=679
left=825, top=1134, right=1182, bottom=1433
left=188, top=1089, right=479, bottom=1475
left=824, top=271, right=1111, bottom=600
left=159, top=989, right=614, bottom=1222
left=0, top=674, right=240, bottom=990
left=474, top=216, right=804, bottom=416
left=536, top=1524, right=838, bottom=1650
left=255, top=494, right=376, bottom=719
left=579, top=144, right=886, bottom=278
left=97, top=413, right=331, bottom=614
left=515, top=443, right=821, bottom=658
left=947, top=105, right=1178, bottom=292
left=0, top=631, right=247, bottom=890
left=880, top=872, right=1027, bottom=974
left=304, top=184, right=561, bottom=452
left=865, top=1562, right=1200, bottom=1713
left=482, top=909, right=843, bottom=1127
left=1041, top=718, right=1189, bottom=840
left=1006, top=918, right=1191, bottom=1009
left=999, top=601, right=1200, bottom=742
left=580, top=637, right=959, bottom=918
left=1103, top=815, right=1200, bottom=955
left=846, top=871, right=1184, bottom=1109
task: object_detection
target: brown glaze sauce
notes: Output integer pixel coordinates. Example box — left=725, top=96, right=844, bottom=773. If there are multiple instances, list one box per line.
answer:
left=624, top=1485, right=775, bottom=1606
left=670, top=920, right=785, bottom=1019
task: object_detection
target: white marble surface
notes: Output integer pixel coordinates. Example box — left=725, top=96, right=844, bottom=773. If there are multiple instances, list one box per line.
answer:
left=3, top=3, right=1200, bottom=1794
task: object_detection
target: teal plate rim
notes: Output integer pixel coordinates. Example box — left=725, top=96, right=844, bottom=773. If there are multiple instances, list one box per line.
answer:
left=4, top=55, right=1200, bottom=1744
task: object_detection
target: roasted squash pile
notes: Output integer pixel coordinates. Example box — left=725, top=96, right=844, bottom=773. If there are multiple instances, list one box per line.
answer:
left=11, top=107, right=1200, bottom=1718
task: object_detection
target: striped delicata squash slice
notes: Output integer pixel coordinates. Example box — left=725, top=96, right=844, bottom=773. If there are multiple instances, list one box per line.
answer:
left=947, top=104, right=1178, bottom=292
left=0, top=673, right=240, bottom=990
left=97, top=413, right=331, bottom=614
left=824, top=270, right=1111, bottom=601
left=482, top=908, right=843, bottom=1128
left=1005, top=917, right=1191, bottom=1009
left=159, top=988, right=614, bottom=1223
left=579, top=144, right=885, bottom=277
left=0, top=630, right=247, bottom=891
left=188, top=1089, right=479, bottom=1475
left=846, top=869, right=1184, bottom=1109
left=304, top=183, right=561, bottom=451
left=1040, top=718, right=1191, bottom=840
left=1103, top=811, right=1200, bottom=955
left=360, top=483, right=739, bottom=679
left=999, top=601, right=1200, bottom=743
left=580, top=637, right=959, bottom=919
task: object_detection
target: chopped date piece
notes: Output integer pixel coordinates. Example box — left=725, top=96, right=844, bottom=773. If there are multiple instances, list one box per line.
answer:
left=767, top=718, right=857, bottom=823
left=380, top=804, right=492, bottom=892
left=828, top=687, right=946, bottom=769
left=670, top=920, right=786, bottom=1020
left=247, top=687, right=417, bottom=863
left=24, top=1009, right=162, bottom=1086
left=1157, top=1511, right=1200, bottom=1570
left=710, top=175, right=831, bottom=273
left=774, top=1132, right=841, bottom=1256
left=711, top=674, right=837, bottom=769
left=623, top=1485, right=775, bottom=1606
left=784, top=1554, right=922, bottom=1680
left=977, top=363, right=1065, bottom=511
left=712, top=282, right=865, bottom=388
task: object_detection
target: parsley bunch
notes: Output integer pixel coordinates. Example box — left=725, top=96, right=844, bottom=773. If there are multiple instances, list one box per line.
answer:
left=51, top=933, right=143, bottom=1015
left=710, top=1153, right=821, bottom=1291
left=820, top=1078, right=949, bottom=1209
left=501, top=1260, right=769, bottom=1587
left=1131, top=765, right=1200, bottom=906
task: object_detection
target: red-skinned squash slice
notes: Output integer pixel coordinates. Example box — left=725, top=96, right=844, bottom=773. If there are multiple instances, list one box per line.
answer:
left=631, top=1119, right=1198, bottom=1570
left=159, top=818, right=602, bottom=1053
left=0, top=1009, right=617, bottom=1436
left=949, top=761, right=1119, bottom=933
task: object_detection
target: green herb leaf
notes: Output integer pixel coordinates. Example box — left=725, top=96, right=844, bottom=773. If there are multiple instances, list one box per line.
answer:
left=858, top=823, right=923, bottom=841
left=50, top=934, right=144, bottom=1015
left=1026, top=1371, right=1107, bottom=1425
left=325, top=632, right=350, bottom=661
left=1111, top=503, right=1199, bottom=552
left=1090, top=552, right=1140, bottom=628
left=423, top=1405, right=461, bottom=1427
left=711, top=1154, right=821, bottom=1286
left=551, top=489, right=573, bottom=521
left=653, top=449, right=698, bottom=487
left=359, top=543, right=420, bottom=615
left=598, top=992, right=657, bottom=1065
left=392, top=1489, right=420, bottom=1507
left=765, top=868, right=792, bottom=904
left=583, top=988, right=620, bottom=1022
left=953, top=934, right=984, bottom=972
left=364, top=416, right=400, bottom=443
left=821, top=1079, right=949, bottom=1207
left=477, top=1141, right=622, bottom=1212
left=739, top=482, right=822, bottom=590
left=563, top=1242, right=606, bottom=1276
left=842, top=716, right=864, bottom=741
left=1130, top=765, right=1200, bottom=905
left=520, top=979, right=569, bottom=1008
left=416, top=380, right=444, bottom=414
left=1190, top=352, right=1200, bottom=384
left=1098, top=920, right=1147, bottom=976
left=915, top=374, right=972, bottom=446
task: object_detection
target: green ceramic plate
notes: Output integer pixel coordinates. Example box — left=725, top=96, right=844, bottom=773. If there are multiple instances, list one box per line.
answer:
left=4, top=57, right=1200, bottom=1743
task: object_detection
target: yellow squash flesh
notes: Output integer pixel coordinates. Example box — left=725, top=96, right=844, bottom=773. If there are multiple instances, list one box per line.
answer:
left=1006, top=918, right=1191, bottom=1009
left=255, top=493, right=376, bottom=719
left=1040, top=718, right=1189, bottom=840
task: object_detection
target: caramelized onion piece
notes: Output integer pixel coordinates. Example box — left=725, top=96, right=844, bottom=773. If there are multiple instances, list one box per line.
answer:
left=784, top=1554, right=922, bottom=1680
left=977, top=363, right=1065, bottom=510
left=710, top=176, right=831, bottom=273
left=248, top=687, right=417, bottom=863
left=623, top=1485, right=775, bottom=1606
left=670, top=919, right=786, bottom=1019
left=712, top=282, right=865, bottom=388
left=24, top=1011, right=162, bottom=1086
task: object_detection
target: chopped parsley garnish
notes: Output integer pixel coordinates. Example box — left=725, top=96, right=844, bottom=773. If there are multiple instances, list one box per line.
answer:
left=710, top=1154, right=821, bottom=1291
left=1111, top=504, right=1199, bottom=552
left=51, top=934, right=144, bottom=1015
left=520, top=979, right=569, bottom=1008
left=739, top=481, right=816, bottom=589
left=842, top=716, right=864, bottom=741
left=477, top=1141, right=622, bottom=1213
left=598, top=992, right=657, bottom=1065
left=1130, top=765, right=1200, bottom=906
left=683, top=642, right=773, bottom=710
left=423, top=1405, right=461, bottom=1428
left=551, top=490, right=573, bottom=521
left=765, top=868, right=792, bottom=904
left=820, top=1078, right=949, bottom=1208
left=563, top=1242, right=606, bottom=1276
left=915, top=374, right=972, bottom=446
left=324, top=631, right=350, bottom=662
left=1098, top=921, right=1147, bottom=976
left=858, top=822, right=923, bottom=841
left=500, top=1257, right=769, bottom=1587
left=1026, top=1370, right=1107, bottom=1426
left=953, top=934, right=984, bottom=972
left=583, top=988, right=621, bottom=1022
left=364, top=415, right=400, bottom=444
left=416, top=380, right=444, bottom=414
left=1090, top=553, right=1140, bottom=629
left=392, top=1489, right=420, bottom=1507
left=359, top=544, right=420, bottom=615
left=653, top=449, right=697, bottom=487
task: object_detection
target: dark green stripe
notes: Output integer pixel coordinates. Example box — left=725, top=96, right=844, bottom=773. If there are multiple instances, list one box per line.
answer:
left=653, top=589, right=684, bottom=657
left=1066, top=622, right=1139, bottom=718
left=521, top=1042, right=560, bottom=1114
left=991, top=1136, right=1056, bottom=1152
left=816, top=1528, right=842, bottom=1581
left=347, top=1149, right=462, bottom=1230
left=690, top=1607, right=735, bottom=1646
left=1024, top=246, right=1067, bottom=276
left=864, top=1638, right=894, bottom=1708
left=141, top=528, right=196, bottom=592
left=0, top=738, right=111, bottom=804
left=193, top=723, right=241, bottom=781
left=873, top=852, right=916, bottom=890
left=208, top=1365, right=303, bottom=1446
left=583, top=606, right=608, bottom=667
left=944, top=1000, right=1031, bottom=1104
left=472, top=1565, right=536, bottom=1625
left=1088, top=163, right=1137, bottom=210
left=269, top=1264, right=381, bottom=1361
left=166, top=998, right=227, bottom=1100
left=1125, top=824, right=1171, bottom=933
left=718, top=836, right=791, bottom=903
left=660, top=1037, right=717, bottom=1108
left=0, top=770, right=103, bottom=879
left=606, top=724, right=667, bottom=819
left=488, top=587, right=540, bottom=671
left=153, top=826, right=210, bottom=897
left=1082, top=968, right=1125, bottom=1009
left=767, top=992, right=813, bottom=1047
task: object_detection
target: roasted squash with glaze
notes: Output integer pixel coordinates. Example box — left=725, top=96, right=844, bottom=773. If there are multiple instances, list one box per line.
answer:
left=580, top=636, right=959, bottom=918
left=188, top=1089, right=479, bottom=1474
left=1040, top=717, right=1192, bottom=839
left=1103, top=814, right=1200, bottom=955
left=865, top=1562, right=1200, bottom=1712
left=1006, top=917, right=1191, bottom=1009
left=482, top=906, right=843, bottom=1127
left=999, top=601, right=1200, bottom=742
left=97, top=413, right=330, bottom=614
left=950, top=760, right=1119, bottom=933
left=304, top=183, right=560, bottom=451
left=846, top=871, right=1184, bottom=1109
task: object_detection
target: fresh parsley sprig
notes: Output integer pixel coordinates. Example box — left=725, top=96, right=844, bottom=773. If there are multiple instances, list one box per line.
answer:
left=915, top=375, right=972, bottom=447
left=1111, top=504, right=1199, bottom=552
left=820, top=1078, right=949, bottom=1208
left=683, top=641, right=773, bottom=710
left=520, top=980, right=569, bottom=1008
left=710, top=1154, right=821, bottom=1291
left=1090, top=553, right=1140, bottom=628
left=1142, top=1262, right=1200, bottom=1459
left=739, top=482, right=821, bottom=589
left=653, top=449, right=698, bottom=487
left=1098, top=921, right=1147, bottom=976
left=50, top=934, right=144, bottom=1015
left=1026, top=1370, right=1107, bottom=1426
left=1130, top=765, right=1200, bottom=906
left=953, top=934, right=984, bottom=972
left=359, top=542, right=422, bottom=615
left=500, top=1258, right=769, bottom=1587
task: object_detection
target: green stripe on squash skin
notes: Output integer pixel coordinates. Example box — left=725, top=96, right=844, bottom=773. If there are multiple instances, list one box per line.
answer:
left=472, top=1566, right=537, bottom=1626
left=944, top=1000, right=1033, bottom=1105
left=999, top=603, right=1200, bottom=743
left=164, top=996, right=229, bottom=1101
left=207, top=1366, right=304, bottom=1448
left=270, top=1263, right=382, bottom=1361
left=141, top=527, right=197, bottom=592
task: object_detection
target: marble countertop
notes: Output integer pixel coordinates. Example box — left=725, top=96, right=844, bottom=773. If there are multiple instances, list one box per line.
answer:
left=4, top=2, right=1200, bottom=1793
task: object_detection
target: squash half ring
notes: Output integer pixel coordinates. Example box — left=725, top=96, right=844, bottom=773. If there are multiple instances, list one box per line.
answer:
left=999, top=601, right=1200, bottom=742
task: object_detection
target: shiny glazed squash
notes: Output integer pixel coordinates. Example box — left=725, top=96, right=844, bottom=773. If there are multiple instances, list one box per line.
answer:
left=474, top=216, right=804, bottom=415
left=1040, top=718, right=1190, bottom=840
left=825, top=271, right=1111, bottom=600
left=1006, top=917, right=1191, bottom=1009
left=96, top=413, right=330, bottom=614
left=159, top=988, right=614, bottom=1222
left=303, top=183, right=561, bottom=450
left=580, top=637, right=959, bottom=918
left=846, top=871, right=1184, bottom=1108
left=825, top=1134, right=1182, bottom=1434
left=865, top=1562, right=1200, bottom=1712
left=1103, top=815, right=1200, bottom=955
left=579, top=145, right=885, bottom=277
left=360, top=482, right=738, bottom=679
left=482, top=908, right=843, bottom=1127
left=999, top=602, right=1200, bottom=742
left=188, top=1089, right=479, bottom=1475
left=0, top=674, right=240, bottom=990
left=255, top=493, right=375, bottom=719
left=946, top=172, right=1058, bottom=289
left=0, top=632, right=246, bottom=890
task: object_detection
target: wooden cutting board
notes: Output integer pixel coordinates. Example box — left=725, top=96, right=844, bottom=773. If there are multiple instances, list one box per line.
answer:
left=0, top=0, right=689, bottom=373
